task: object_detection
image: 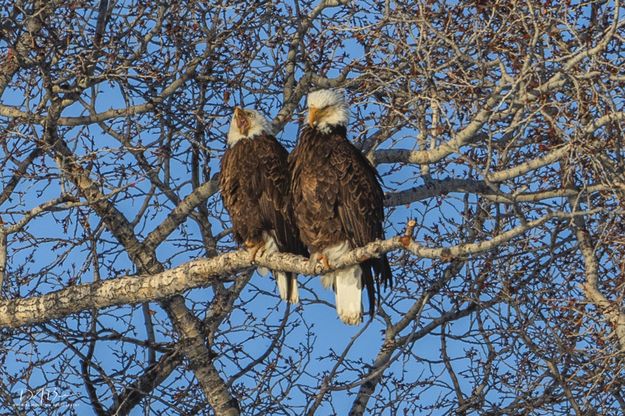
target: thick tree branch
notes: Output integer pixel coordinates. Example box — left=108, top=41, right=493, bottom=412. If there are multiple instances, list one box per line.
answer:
left=384, top=179, right=611, bottom=207
left=486, top=144, right=572, bottom=182
left=0, top=209, right=590, bottom=329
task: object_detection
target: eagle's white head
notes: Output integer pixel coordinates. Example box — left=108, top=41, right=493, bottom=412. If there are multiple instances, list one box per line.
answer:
left=227, top=107, right=273, bottom=145
left=307, top=89, right=349, bottom=133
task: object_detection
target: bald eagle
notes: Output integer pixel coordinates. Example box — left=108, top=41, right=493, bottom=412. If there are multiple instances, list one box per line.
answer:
left=220, top=107, right=307, bottom=303
left=289, top=90, right=392, bottom=325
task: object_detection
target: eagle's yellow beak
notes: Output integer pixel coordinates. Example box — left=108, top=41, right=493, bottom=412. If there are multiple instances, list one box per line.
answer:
left=308, top=106, right=319, bottom=127
left=234, top=106, right=244, bottom=119
left=234, top=107, right=249, bottom=135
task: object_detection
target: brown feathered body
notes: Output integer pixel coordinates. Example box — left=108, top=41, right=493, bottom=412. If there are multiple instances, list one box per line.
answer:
left=289, top=124, right=392, bottom=322
left=220, top=132, right=307, bottom=302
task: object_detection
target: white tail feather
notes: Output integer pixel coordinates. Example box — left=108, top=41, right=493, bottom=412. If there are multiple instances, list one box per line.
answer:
left=276, top=271, right=299, bottom=304
left=321, top=271, right=335, bottom=289
left=259, top=232, right=299, bottom=304
left=321, top=241, right=363, bottom=325
left=334, top=265, right=363, bottom=325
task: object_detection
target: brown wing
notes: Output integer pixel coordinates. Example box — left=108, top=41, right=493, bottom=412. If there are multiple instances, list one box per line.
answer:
left=255, top=133, right=308, bottom=257
left=329, top=129, right=393, bottom=299
left=330, top=134, right=385, bottom=247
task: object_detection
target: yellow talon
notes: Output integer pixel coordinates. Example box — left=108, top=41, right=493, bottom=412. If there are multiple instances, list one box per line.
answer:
left=245, top=240, right=264, bottom=262
left=316, top=253, right=332, bottom=271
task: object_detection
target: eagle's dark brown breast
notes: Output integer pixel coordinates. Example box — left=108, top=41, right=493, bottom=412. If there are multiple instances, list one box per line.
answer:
left=288, top=126, right=347, bottom=252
